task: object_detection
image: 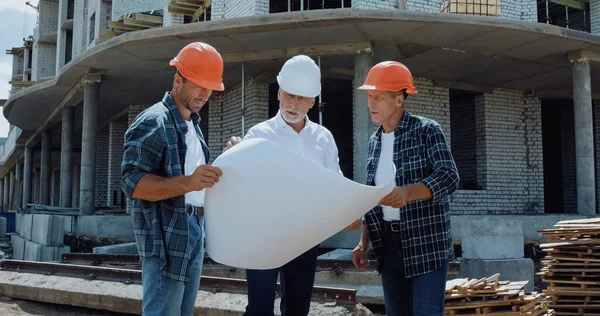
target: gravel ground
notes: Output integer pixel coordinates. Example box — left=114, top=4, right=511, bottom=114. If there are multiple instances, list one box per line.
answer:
left=0, top=296, right=132, bottom=316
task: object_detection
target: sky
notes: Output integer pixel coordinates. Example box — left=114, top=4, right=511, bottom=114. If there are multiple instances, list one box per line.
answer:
left=0, top=0, right=38, bottom=138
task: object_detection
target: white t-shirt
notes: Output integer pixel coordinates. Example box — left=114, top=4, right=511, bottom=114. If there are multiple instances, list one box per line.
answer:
left=184, top=120, right=206, bottom=207
left=243, top=111, right=343, bottom=175
left=375, top=132, right=400, bottom=221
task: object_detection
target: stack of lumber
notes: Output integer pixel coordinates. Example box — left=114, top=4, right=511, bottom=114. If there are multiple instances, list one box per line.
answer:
left=98, top=12, right=163, bottom=43
left=445, top=274, right=553, bottom=316
left=168, top=0, right=211, bottom=22
left=538, top=218, right=600, bottom=316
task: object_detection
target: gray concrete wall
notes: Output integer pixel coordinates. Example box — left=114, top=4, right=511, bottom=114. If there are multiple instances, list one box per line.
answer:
left=73, top=0, right=89, bottom=59
left=32, top=42, right=57, bottom=81
left=111, top=0, right=170, bottom=21
left=76, top=215, right=135, bottom=241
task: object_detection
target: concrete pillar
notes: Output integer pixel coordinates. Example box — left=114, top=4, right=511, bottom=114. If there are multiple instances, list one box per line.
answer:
left=60, top=107, right=74, bottom=207
left=80, top=82, right=98, bottom=215
left=15, top=162, right=22, bottom=209
left=353, top=52, right=373, bottom=184
left=23, top=147, right=33, bottom=209
left=572, top=60, right=596, bottom=215
left=41, top=130, right=52, bottom=205
left=2, top=177, right=7, bottom=211
left=9, top=169, right=14, bottom=209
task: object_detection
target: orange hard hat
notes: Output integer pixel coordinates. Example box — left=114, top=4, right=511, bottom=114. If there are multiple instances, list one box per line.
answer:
left=170, top=42, right=225, bottom=91
left=357, top=61, right=418, bottom=94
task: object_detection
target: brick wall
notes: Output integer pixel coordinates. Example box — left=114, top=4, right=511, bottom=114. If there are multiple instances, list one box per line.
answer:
left=561, top=104, right=576, bottom=213
left=208, top=78, right=269, bottom=162
left=519, top=0, right=538, bottom=22
left=73, top=0, right=89, bottom=59
left=450, top=91, right=477, bottom=188
left=352, top=0, right=398, bottom=10
left=407, top=78, right=451, bottom=137
left=86, top=0, right=112, bottom=48
left=95, top=130, right=109, bottom=207
left=211, top=0, right=269, bottom=20
left=450, top=89, right=544, bottom=214
left=407, top=0, right=439, bottom=12
left=32, top=42, right=57, bottom=80
left=111, top=0, right=170, bottom=20
left=592, top=0, right=600, bottom=35
left=39, top=0, right=59, bottom=36
left=108, top=122, right=127, bottom=208
left=163, top=3, right=184, bottom=26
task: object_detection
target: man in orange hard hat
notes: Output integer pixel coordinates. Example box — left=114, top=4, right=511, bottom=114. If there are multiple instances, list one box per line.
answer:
left=351, top=61, right=460, bottom=316
left=122, top=42, right=225, bottom=316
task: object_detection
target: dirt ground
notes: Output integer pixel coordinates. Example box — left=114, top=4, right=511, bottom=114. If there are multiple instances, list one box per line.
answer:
left=0, top=296, right=132, bottom=316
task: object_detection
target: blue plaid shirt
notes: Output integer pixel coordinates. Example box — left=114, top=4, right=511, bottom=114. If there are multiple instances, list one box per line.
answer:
left=363, top=111, right=459, bottom=278
left=121, top=92, right=209, bottom=282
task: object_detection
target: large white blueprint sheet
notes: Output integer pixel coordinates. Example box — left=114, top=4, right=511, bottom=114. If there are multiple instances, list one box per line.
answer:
left=204, top=138, right=395, bottom=269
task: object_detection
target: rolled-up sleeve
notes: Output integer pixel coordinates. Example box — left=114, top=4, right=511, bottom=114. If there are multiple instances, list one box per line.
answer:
left=121, top=116, right=165, bottom=200
left=421, top=122, right=460, bottom=203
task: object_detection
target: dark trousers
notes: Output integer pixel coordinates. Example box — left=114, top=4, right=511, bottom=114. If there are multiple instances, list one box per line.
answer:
left=243, top=245, right=320, bottom=316
left=381, top=222, right=448, bottom=316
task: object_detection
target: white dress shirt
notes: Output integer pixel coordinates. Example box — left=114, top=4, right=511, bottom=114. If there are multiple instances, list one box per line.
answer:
left=243, top=110, right=343, bottom=175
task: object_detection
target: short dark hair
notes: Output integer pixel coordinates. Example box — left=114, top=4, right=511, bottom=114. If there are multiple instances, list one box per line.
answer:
left=176, top=69, right=187, bottom=82
left=388, top=90, right=408, bottom=100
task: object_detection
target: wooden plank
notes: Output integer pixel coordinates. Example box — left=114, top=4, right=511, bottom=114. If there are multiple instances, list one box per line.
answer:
left=540, top=239, right=600, bottom=248
left=123, top=17, right=161, bottom=28
left=447, top=278, right=469, bottom=291
left=108, top=21, right=147, bottom=32
left=134, top=13, right=163, bottom=24
left=191, top=0, right=211, bottom=22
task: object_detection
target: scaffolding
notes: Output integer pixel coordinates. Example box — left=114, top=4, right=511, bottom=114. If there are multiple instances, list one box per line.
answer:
left=440, top=0, right=501, bottom=16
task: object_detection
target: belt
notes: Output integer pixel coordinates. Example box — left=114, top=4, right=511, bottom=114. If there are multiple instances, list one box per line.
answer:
left=186, top=205, right=204, bottom=216
left=384, top=220, right=401, bottom=233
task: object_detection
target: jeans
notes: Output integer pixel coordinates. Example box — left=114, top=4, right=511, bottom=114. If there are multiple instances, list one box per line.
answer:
left=141, top=214, right=204, bottom=316
left=244, top=245, right=320, bottom=316
left=381, top=229, right=448, bottom=316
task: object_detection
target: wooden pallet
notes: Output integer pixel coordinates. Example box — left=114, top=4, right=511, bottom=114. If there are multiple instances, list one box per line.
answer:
left=539, top=218, right=600, bottom=316
left=445, top=274, right=552, bottom=316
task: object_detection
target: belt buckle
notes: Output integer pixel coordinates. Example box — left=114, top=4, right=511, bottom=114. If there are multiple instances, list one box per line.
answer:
left=387, top=221, right=401, bottom=233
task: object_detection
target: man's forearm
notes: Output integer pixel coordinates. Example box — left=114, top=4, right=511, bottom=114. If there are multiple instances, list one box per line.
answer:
left=360, top=224, right=370, bottom=245
left=132, top=174, right=192, bottom=202
left=406, top=182, right=433, bottom=202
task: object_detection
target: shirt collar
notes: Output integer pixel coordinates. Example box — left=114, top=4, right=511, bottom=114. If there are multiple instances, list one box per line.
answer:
left=162, top=92, right=201, bottom=133
left=375, top=110, right=412, bottom=138
left=274, top=110, right=312, bottom=132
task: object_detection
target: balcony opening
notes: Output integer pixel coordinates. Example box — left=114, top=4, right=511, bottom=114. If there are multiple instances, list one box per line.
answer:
left=67, top=0, right=75, bottom=20
left=270, top=0, right=351, bottom=13
left=538, top=0, right=591, bottom=33
left=450, top=89, right=483, bottom=190
left=65, top=30, right=73, bottom=64
left=89, top=12, right=96, bottom=45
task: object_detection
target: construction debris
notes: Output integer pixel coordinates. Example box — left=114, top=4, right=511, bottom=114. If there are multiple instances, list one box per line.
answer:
left=445, top=274, right=553, bottom=316
left=539, top=218, right=600, bottom=316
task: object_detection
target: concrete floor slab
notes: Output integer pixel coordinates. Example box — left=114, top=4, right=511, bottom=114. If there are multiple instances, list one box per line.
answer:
left=0, top=271, right=372, bottom=315
left=19, top=214, right=33, bottom=241
left=31, top=215, right=65, bottom=246
left=24, top=241, right=42, bottom=261
left=0, top=217, right=6, bottom=237
left=92, top=242, right=137, bottom=255
left=11, top=235, right=25, bottom=260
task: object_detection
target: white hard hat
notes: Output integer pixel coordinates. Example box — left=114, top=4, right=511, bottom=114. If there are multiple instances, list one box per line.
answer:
left=276, top=55, right=321, bottom=98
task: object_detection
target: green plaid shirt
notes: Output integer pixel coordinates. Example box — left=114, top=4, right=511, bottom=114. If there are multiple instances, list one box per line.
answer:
left=121, top=92, right=209, bottom=282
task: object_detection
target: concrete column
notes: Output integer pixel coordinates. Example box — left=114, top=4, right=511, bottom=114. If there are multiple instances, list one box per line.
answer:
left=60, top=107, right=74, bottom=207
left=572, top=60, right=596, bottom=215
left=40, top=130, right=52, bottom=205
left=23, top=147, right=33, bottom=209
left=15, top=162, right=22, bottom=209
left=80, top=82, right=98, bottom=215
left=9, top=169, right=14, bottom=210
left=2, top=177, right=7, bottom=211
left=353, top=52, right=373, bottom=184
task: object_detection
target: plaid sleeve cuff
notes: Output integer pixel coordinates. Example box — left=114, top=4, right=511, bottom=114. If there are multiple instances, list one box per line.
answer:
left=122, top=170, right=146, bottom=200
left=422, top=176, right=446, bottom=204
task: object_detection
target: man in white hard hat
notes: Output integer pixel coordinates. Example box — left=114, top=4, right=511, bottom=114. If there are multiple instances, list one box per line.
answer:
left=224, top=55, right=357, bottom=316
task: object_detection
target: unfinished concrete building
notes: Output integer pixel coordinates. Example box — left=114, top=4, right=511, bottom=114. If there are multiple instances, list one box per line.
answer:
left=2, top=0, right=600, bottom=272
